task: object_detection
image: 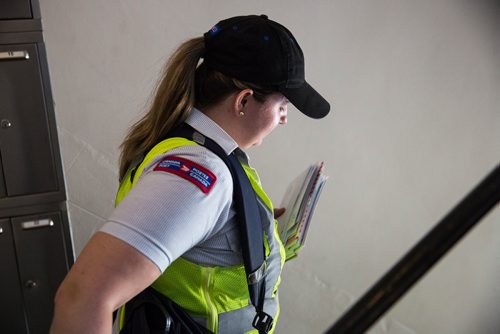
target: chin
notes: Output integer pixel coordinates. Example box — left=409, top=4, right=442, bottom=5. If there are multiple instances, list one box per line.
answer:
left=253, top=140, right=264, bottom=147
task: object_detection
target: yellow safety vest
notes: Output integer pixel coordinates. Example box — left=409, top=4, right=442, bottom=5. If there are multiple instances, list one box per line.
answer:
left=116, top=137, right=285, bottom=334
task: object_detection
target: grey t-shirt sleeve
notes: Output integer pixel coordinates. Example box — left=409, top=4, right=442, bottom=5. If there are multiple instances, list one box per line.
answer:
left=100, top=146, right=233, bottom=272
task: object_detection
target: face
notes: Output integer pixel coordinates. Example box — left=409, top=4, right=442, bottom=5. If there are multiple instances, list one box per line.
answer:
left=242, top=92, right=288, bottom=148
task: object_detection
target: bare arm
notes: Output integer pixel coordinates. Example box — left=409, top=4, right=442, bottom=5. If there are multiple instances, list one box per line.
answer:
left=50, top=231, right=161, bottom=334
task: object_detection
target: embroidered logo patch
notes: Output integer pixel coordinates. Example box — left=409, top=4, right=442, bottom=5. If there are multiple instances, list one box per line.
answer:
left=153, top=156, right=217, bottom=194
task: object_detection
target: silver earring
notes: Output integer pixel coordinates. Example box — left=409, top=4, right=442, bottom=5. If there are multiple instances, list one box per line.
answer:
left=239, top=111, right=245, bottom=116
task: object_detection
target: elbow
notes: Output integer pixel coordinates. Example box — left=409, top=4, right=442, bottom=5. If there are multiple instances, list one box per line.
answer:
left=51, top=276, right=114, bottom=333
left=51, top=277, right=82, bottom=332
left=53, top=276, right=80, bottom=311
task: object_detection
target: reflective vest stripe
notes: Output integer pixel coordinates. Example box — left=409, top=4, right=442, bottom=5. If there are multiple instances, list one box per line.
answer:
left=115, top=137, right=198, bottom=205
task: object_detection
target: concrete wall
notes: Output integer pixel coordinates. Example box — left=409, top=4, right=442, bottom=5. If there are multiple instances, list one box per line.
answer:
left=40, top=1, right=500, bottom=333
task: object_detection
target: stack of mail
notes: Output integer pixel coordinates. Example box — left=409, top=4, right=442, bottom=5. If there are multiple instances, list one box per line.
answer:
left=277, top=162, right=328, bottom=261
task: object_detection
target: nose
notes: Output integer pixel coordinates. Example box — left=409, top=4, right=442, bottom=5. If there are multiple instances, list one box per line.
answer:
left=279, top=109, right=287, bottom=125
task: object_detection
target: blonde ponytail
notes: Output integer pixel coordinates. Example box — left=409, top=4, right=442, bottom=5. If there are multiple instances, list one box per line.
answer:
left=118, top=37, right=204, bottom=179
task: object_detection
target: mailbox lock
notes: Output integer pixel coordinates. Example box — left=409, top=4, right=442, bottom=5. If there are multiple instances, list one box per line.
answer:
left=25, top=280, right=38, bottom=289
left=1, top=119, right=11, bottom=129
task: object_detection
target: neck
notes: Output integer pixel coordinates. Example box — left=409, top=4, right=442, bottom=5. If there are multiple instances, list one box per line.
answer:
left=199, top=98, right=251, bottom=149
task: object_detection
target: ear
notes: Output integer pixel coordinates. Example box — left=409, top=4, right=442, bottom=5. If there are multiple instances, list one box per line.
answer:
left=233, top=89, right=253, bottom=116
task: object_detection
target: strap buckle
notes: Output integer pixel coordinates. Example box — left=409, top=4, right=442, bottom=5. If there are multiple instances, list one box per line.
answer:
left=252, top=311, right=274, bottom=333
left=247, top=261, right=267, bottom=285
left=192, top=131, right=206, bottom=145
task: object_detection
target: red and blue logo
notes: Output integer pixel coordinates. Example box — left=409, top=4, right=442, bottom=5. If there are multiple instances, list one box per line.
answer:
left=153, top=156, right=217, bottom=194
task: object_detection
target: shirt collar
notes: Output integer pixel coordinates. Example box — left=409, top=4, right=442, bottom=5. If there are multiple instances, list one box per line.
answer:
left=185, top=108, right=239, bottom=156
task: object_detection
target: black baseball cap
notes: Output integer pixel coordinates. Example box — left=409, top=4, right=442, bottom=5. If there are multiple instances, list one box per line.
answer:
left=203, top=15, right=330, bottom=119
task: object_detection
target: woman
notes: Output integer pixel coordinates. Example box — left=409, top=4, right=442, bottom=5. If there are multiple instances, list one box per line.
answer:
left=51, top=14, right=330, bottom=334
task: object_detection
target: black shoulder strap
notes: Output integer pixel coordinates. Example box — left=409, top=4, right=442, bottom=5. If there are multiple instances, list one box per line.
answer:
left=166, top=123, right=273, bottom=334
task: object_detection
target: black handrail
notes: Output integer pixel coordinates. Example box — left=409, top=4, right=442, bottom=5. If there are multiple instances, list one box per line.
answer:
left=325, top=163, right=500, bottom=333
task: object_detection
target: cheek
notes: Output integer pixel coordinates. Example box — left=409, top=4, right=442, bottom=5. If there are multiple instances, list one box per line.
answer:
left=252, top=103, right=282, bottom=137
left=263, top=111, right=280, bottom=131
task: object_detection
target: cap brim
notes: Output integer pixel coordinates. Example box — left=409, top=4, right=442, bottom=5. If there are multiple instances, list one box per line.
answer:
left=282, top=81, right=330, bottom=119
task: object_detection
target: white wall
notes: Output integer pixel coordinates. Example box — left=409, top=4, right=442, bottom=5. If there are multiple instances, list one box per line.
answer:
left=40, top=1, right=500, bottom=333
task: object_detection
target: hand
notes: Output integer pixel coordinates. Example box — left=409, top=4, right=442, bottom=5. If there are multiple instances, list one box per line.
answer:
left=273, top=207, right=286, bottom=219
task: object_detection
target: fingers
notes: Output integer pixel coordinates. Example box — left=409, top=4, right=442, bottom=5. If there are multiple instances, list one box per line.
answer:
left=273, top=207, right=286, bottom=219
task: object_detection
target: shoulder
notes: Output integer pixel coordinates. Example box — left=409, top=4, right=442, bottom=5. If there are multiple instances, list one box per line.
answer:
left=141, top=144, right=233, bottom=195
